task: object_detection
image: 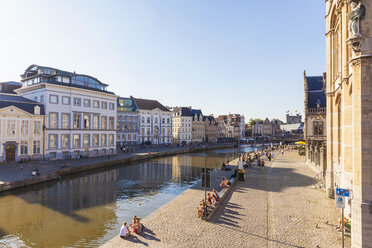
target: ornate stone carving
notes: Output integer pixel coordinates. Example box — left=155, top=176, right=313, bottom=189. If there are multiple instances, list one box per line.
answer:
left=347, top=1, right=366, bottom=52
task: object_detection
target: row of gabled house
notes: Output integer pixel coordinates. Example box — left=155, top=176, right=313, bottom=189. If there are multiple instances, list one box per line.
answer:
left=0, top=64, right=245, bottom=162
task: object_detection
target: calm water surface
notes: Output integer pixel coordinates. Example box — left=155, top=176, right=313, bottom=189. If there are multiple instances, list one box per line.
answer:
left=0, top=146, right=254, bottom=248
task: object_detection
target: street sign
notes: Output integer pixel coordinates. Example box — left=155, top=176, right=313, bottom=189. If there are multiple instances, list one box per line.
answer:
left=336, top=188, right=350, bottom=197
left=335, top=195, right=346, bottom=208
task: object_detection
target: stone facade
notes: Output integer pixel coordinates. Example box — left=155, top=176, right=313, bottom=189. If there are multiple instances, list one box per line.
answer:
left=304, top=72, right=327, bottom=175
left=252, top=120, right=263, bottom=137
left=204, top=115, right=218, bottom=143
left=325, top=1, right=372, bottom=246
left=263, top=118, right=272, bottom=137
left=135, top=98, right=173, bottom=145
left=16, top=65, right=117, bottom=160
left=286, top=113, right=302, bottom=124
left=191, top=109, right=205, bottom=143
left=0, top=95, right=45, bottom=162
left=171, top=107, right=192, bottom=144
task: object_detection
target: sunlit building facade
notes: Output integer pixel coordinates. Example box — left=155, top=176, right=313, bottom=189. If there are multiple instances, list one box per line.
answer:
left=326, top=1, right=372, bottom=246
left=16, top=65, right=117, bottom=160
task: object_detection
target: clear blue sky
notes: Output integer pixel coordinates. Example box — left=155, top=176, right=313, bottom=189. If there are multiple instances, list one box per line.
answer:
left=0, top=0, right=325, bottom=121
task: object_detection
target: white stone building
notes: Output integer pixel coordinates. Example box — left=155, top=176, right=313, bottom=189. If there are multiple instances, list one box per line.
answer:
left=16, top=65, right=117, bottom=160
left=171, top=107, right=192, bottom=144
left=134, top=98, right=172, bottom=145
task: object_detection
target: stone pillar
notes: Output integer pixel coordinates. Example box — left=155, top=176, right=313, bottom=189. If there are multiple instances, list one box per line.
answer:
left=320, top=142, right=327, bottom=177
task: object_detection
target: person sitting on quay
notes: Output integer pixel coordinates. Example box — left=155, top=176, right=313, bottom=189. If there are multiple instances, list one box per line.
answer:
left=206, top=193, right=216, bottom=209
left=197, top=199, right=207, bottom=218
left=220, top=177, right=231, bottom=189
left=212, top=188, right=220, bottom=202
left=221, top=162, right=226, bottom=170
left=119, top=222, right=131, bottom=239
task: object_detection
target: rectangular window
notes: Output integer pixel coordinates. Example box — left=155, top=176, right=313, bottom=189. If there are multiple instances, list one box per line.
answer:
left=50, top=95, right=58, bottom=104
left=101, top=134, right=107, bottom=146
left=109, top=103, right=115, bottom=110
left=21, top=120, right=29, bottom=136
left=61, top=134, right=69, bottom=148
left=109, top=134, right=114, bottom=145
left=101, top=116, right=107, bottom=129
left=141, top=128, right=144, bottom=135
left=93, top=115, right=99, bottom=129
left=50, top=152, right=56, bottom=159
left=34, top=121, right=41, bottom=135
left=101, top=149, right=106, bottom=154
left=7, top=120, right=16, bottom=135
left=84, top=134, right=90, bottom=147
left=33, top=140, right=41, bottom=154
left=117, top=121, right=120, bottom=131
left=62, top=96, right=70, bottom=105
left=102, top=102, right=107, bottom=109
left=93, top=100, right=100, bottom=108
left=133, top=134, right=136, bottom=140
left=84, top=99, right=91, bottom=107
left=313, top=122, right=324, bottom=136
left=73, top=134, right=80, bottom=148
left=20, top=141, right=28, bottom=154
left=84, top=114, right=90, bottom=129
left=93, top=134, right=99, bottom=147
left=62, top=113, right=69, bottom=129
left=50, top=113, right=57, bottom=128
left=49, top=134, right=57, bottom=149
left=93, top=149, right=98, bottom=155
left=40, top=95, right=44, bottom=104
left=128, top=134, right=132, bottom=141
left=73, top=98, right=81, bottom=106
left=74, top=113, right=81, bottom=129
left=133, top=123, right=137, bottom=131
left=109, top=117, right=114, bottom=130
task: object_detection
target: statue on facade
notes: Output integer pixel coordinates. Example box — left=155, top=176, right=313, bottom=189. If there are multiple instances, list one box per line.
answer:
left=347, top=1, right=366, bottom=52
left=348, top=1, right=364, bottom=38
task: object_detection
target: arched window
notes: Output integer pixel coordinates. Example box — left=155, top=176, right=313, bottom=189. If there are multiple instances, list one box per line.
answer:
left=147, top=117, right=150, bottom=124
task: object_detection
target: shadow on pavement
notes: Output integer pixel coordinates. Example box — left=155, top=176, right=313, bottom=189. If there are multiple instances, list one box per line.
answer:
left=141, top=228, right=161, bottom=242
left=121, top=235, right=149, bottom=246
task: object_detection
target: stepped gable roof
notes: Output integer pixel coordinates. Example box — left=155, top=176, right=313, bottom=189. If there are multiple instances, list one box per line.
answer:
left=0, top=94, right=45, bottom=115
left=134, top=98, right=169, bottom=112
left=306, top=75, right=326, bottom=109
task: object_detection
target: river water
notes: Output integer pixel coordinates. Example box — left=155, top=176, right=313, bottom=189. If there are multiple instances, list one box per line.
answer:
left=0, top=146, right=254, bottom=248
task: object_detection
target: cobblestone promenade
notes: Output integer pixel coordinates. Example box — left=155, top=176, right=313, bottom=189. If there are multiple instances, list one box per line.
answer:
left=102, top=151, right=350, bottom=248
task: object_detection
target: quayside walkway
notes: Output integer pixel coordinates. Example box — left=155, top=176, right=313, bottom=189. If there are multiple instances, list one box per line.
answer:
left=102, top=151, right=350, bottom=248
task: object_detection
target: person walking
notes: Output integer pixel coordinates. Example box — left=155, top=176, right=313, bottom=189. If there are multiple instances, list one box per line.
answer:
left=261, top=159, right=265, bottom=171
left=257, top=157, right=261, bottom=168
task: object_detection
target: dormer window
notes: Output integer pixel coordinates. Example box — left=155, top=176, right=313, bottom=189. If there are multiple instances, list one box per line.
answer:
left=34, top=106, right=40, bottom=115
left=316, top=99, right=321, bottom=108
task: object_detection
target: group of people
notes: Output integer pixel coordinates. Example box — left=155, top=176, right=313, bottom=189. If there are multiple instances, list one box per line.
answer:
left=119, top=145, right=133, bottom=153
left=221, top=162, right=232, bottom=171
left=119, top=216, right=145, bottom=238
left=219, top=177, right=231, bottom=189
left=197, top=189, right=220, bottom=218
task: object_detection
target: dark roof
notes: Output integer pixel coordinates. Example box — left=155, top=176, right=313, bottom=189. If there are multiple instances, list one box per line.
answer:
left=203, top=115, right=216, bottom=124
left=306, top=76, right=324, bottom=91
left=308, top=91, right=326, bottom=108
left=191, top=109, right=203, bottom=120
left=0, top=94, right=45, bottom=115
left=36, top=81, right=116, bottom=95
left=173, top=107, right=193, bottom=116
left=134, top=98, right=169, bottom=112
left=0, top=81, right=22, bottom=94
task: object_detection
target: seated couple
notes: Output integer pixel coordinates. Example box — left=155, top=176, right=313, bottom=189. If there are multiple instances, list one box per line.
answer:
left=220, top=177, right=231, bottom=189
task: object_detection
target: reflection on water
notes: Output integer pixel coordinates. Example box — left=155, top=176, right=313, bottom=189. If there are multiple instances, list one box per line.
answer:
left=0, top=147, right=252, bottom=248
